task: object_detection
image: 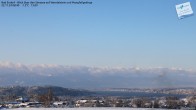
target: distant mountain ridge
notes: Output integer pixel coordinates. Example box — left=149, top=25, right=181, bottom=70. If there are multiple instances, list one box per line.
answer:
left=0, top=86, right=94, bottom=97
left=92, top=87, right=196, bottom=95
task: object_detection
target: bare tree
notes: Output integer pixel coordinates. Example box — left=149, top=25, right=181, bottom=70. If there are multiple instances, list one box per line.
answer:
left=38, top=88, right=53, bottom=107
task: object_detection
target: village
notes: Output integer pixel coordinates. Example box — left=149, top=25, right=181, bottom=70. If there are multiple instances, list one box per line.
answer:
left=0, top=94, right=196, bottom=109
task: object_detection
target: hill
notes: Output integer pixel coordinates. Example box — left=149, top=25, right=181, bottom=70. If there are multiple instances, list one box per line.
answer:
left=0, top=86, right=94, bottom=97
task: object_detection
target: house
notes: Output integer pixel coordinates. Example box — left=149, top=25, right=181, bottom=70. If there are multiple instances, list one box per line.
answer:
left=53, top=101, right=67, bottom=107
left=19, top=102, right=42, bottom=108
left=4, top=102, right=20, bottom=108
left=16, top=96, right=29, bottom=103
left=181, top=98, right=189, bottom=106
left=75, top=100, right=88, bottom=107
left=159, top=99, right=167, bottom=108
left=144, top=102, right=152, bottom=108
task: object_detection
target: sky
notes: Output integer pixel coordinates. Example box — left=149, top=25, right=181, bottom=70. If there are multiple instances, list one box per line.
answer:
left=0, top=0, right=196, bottom=69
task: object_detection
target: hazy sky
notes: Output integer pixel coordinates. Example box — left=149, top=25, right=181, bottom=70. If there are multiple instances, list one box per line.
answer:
left=0, top=0, right=196, bottom=69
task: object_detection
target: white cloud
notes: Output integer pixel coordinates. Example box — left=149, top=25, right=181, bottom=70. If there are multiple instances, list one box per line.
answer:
left=0, top=62, right=195, bottom=88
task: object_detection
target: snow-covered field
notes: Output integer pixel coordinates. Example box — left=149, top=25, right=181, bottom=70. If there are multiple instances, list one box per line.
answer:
left=8, top=108, right=171, bottom=110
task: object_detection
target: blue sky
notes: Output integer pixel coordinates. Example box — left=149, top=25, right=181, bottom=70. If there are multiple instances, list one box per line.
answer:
left=0, top=0, right=196, bottom=69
